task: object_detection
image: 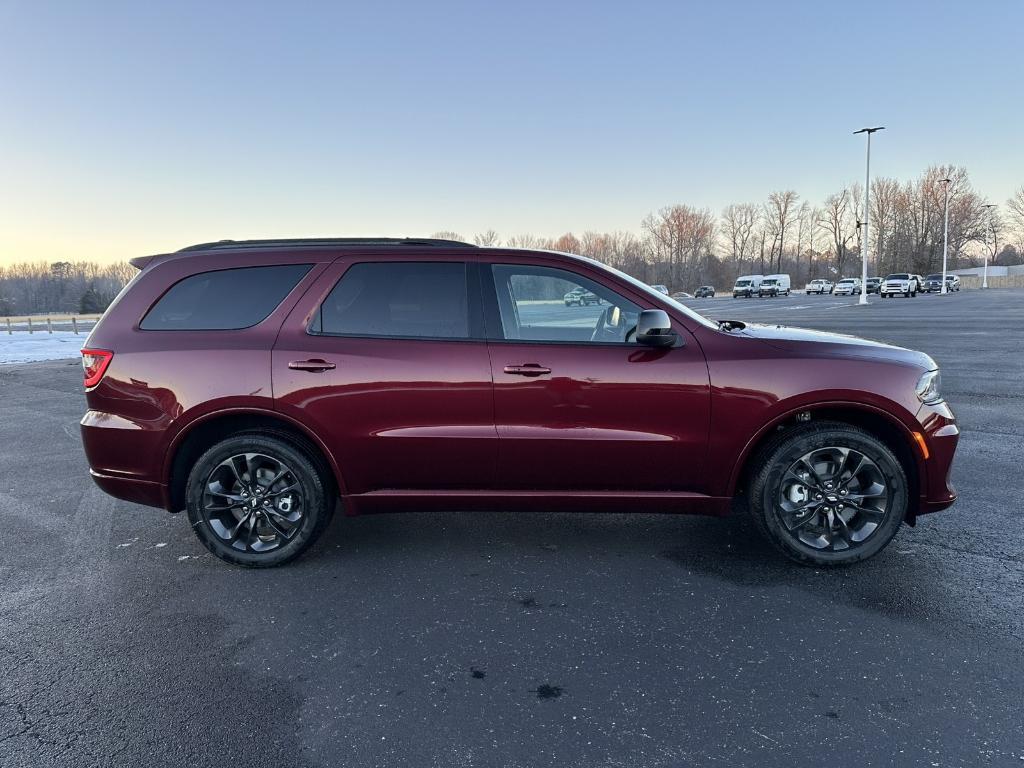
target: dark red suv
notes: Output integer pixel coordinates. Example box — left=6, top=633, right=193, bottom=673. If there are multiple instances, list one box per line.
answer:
left=80, top=238, right=959, bottom=567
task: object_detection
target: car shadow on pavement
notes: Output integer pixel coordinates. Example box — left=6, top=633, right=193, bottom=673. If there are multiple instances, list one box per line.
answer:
left=304, top=507, right=947, bottom=628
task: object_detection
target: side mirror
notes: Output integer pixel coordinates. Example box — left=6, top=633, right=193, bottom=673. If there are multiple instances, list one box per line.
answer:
left=636, top=309, right=678, bottom=347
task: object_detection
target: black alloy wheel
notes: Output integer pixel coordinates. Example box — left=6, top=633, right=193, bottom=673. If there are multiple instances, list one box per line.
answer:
left=748, top=422, right=907, bottom=566
left=186, top=434, right=333, bottom=567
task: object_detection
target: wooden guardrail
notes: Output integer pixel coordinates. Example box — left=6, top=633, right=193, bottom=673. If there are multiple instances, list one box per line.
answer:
left=2, top=314, right=102, bottom=335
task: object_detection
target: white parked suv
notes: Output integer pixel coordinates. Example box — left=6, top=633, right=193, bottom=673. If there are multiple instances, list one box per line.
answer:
left=880, top=273, right=918, bottom=298
left=833, top=278, right=862, bottom=296
left=805, top=279, right=834, bottom=295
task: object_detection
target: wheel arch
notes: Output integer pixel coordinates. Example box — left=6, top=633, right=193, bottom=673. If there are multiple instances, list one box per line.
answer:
left=729, top=402, right=925, bottom=521
left=163, top=408, right=345, bottom=513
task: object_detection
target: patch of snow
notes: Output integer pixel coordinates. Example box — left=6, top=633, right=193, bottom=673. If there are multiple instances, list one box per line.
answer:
left=0, top=331, right=86, bottom=364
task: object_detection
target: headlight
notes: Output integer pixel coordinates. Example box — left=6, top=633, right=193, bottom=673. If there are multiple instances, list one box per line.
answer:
left=916, top=369, right=942, bottom=404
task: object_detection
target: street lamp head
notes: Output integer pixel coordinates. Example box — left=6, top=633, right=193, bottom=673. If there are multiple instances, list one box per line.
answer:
left=853, top=126, right=885, bottom=134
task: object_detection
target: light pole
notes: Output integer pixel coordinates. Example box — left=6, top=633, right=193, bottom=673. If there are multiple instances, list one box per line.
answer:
left=853, top=127, right=884, bottom=305
left=940, top=177, right=952, bottom=294
left=982, top=203, right=996, bottom=289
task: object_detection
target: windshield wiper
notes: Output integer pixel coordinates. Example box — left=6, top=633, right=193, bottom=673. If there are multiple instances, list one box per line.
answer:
left=718, top=319, right=746, bottom=332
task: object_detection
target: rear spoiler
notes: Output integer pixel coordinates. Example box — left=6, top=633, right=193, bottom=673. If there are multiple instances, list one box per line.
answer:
left=129, top=254, right=160, bottom=270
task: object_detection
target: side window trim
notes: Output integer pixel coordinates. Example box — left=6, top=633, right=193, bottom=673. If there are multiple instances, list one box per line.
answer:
left=307, top=260, right=483, bottom=342
left=480, top=262, right=643, bottom=346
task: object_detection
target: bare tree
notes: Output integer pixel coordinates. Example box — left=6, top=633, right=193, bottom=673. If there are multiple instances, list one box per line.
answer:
left=720, top=203, right=759, bottom=271
left=473, top=230, right=501, bottom=246
left=642, top=206, right=716, bottom=290
left=819, top=189, right=856, bottom=276
left=1006, top=186, right=1024, bottom=251
left=869, top=177, right=900, bottom=275
left=505, top=234, right=548, bottom=249
left=551, top=233, right=582, bottom=254
left=429, top=231, right=464, bottom=242
left=765, top=190, right=799, bottom=272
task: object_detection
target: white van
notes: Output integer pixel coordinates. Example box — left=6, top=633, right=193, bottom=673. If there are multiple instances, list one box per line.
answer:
left=758, top=274, right=791, bottom=297
left=733, top=274, right=763, bottom=298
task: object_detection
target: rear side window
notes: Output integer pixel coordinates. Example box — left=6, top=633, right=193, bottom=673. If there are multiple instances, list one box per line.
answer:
left=141, top=265, right=311, bottom=330
left=314, top=262, right=469, bottom=339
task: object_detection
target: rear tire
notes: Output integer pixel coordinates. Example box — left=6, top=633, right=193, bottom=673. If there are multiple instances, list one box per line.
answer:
left=185, top=433, right=334, bottom=567
left=747, top=422, right=907, bottom=566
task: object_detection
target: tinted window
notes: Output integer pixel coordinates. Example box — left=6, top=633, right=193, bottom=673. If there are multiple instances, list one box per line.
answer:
left=489, top=264, right=641, bottom=344
left=317, top=262, right=469, bottom=339
left=141, top=264, right=311, bottom=330
left=887, top=274, right=910, bottom=280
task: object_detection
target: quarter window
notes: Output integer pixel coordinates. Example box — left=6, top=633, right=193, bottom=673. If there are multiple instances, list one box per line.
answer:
left=315, top=262, right=469, bottom=339
left=141, top=264, right=311, bottom=330
left=489, top=265, right=641, bottom=344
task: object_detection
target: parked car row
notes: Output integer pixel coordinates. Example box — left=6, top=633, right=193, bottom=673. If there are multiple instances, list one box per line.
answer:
left=628, top=271, right=960, bottom=305
left=733, top=274, right=791, bottom=298
left=805, top=275, right=950, bottom=297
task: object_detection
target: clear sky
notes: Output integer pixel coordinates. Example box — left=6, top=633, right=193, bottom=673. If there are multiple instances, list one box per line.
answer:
left=1, top=0, right=1021, bottom=263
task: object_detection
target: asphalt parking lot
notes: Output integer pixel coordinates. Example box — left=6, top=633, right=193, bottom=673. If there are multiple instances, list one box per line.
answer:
left=2, top=289, right=1022, bottom=768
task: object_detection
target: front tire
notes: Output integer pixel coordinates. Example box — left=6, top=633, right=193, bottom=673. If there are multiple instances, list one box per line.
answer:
left=748, top=422, right=907, bottom=566
left=185, top=433, right=334, bottom=567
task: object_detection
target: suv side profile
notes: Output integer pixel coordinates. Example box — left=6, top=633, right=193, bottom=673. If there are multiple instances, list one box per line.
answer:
left=81, top=238, right=959, bottom=568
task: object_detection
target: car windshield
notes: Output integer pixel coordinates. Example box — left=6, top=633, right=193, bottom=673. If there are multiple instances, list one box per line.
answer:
left=580, top=256, right=717, bottom=330
left=886, top=274, right=910, bottom=280
left=926, top=274, right=942, bottom=280
left=839, top=279, right=854, bottom=284
left=735, top=279, right=751, bottom=286
left=763, top=279, right=777, bottom=285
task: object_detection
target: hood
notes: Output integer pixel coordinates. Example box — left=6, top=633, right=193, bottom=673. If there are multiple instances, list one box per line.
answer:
left=736, top=323, right=935, bottom=369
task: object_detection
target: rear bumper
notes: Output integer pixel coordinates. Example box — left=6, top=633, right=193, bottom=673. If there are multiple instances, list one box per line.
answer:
left=81, top=410, right=169, bottom=510
left=89, top=469, right=168, bottom=509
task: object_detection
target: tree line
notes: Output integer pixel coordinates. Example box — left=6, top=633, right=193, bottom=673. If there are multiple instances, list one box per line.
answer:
left=2, top=166, right=1022, bottom=315
left=0, top=261, right=135, bottom=316
left=444, top=166, right=1024, bottom=292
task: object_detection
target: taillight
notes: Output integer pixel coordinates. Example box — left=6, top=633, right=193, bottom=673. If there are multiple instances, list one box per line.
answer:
left=82, top=348, right=113, bottom=388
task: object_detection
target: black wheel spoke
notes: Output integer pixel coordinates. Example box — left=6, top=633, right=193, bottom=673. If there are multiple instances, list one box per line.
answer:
left=266, top=483, right=299, bottom=498
left=227, top=512, right=254, bottom=543
left=797, top=457, right=826, bottom=487
left=784, top=509, right=819, bottom=532
left=229, top=455, right=249, bottom=487
left=262, top=512, right=294, bottom=539
left=262, top=469, right=290, bottom=490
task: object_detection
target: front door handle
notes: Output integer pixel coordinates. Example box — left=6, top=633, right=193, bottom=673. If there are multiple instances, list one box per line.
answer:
left=503, top=364, right=551, bottom=377
left=288, top=359, right=336, bottom=372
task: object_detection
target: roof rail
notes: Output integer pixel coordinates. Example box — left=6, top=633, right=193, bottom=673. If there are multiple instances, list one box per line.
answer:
left=176, top=237, right=476, bottom=252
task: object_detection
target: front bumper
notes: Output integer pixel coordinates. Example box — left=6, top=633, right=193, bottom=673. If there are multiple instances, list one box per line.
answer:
left=915, top=400, right=959, bottom=515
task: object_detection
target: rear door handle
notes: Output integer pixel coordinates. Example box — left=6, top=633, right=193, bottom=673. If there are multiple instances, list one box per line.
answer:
left=503, top=364, right=551, bottom=377
left=288, top=359, right=336, bottom=372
